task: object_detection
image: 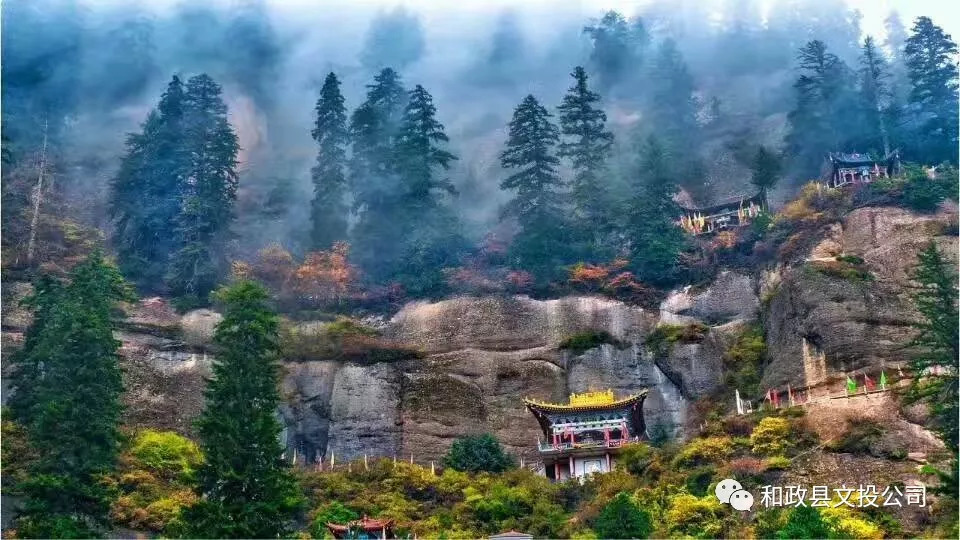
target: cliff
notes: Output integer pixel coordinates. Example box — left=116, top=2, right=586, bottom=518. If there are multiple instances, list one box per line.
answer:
left=2, top=204, right=955, bottom=466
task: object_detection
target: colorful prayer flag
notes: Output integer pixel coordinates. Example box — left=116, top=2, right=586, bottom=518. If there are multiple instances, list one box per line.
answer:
left=846, top=376, right=856, bottom=395
left=864, top=373, right=875, bottom=390
left=880, top=371, right=887, bottom=390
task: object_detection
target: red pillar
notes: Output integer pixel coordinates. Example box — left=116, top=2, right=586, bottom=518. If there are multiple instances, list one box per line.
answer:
left=603, top=427, right=610, bottom=446
left=621, top=422, right=629, bottom=440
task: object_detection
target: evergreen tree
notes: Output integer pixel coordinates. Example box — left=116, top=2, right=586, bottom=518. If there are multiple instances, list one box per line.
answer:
left=857, top=36, right=894, bottom=155
left=350, top=68, right=407, bottom=279
left=11, top=251, right=134, bottom=538
left=110, top=75, right=187, bottom=287
left=182, top=281, right=302, bottom=537
left=750, top=145, right=782, bottom=208
left=391, top=84, right=465, bottom=295
left=443, top=434, right=514, bottom=473
left=786, top=40, right=856, bottom=176
left=904, top=17, right=959, bottom=164
left=310, top=72, right=349, bottom=250
left=166, top=74, right=240, bottom=303
left=499, top=94, right=571, bottom=280
left=908, top=242, right=958, bottom=452
left=647, top=40, right=700, bottom=167
left=557, top=66, right=614, bottom=241
left=582, top=11, right=648, bottom=94
left=625, top=137, right=686, bottom=286
left=592, top=492, right=653, bottom=539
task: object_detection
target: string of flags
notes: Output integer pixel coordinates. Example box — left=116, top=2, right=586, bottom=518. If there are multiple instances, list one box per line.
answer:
left=738, top=370, right=893, bottom=414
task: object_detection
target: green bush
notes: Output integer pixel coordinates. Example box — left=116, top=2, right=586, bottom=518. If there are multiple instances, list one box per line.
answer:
left=443, top=434, right=515, bottom=473
left=750, top=417, right=792, bottom=456
left=673, top=437, right=734, bottom=466
left=665, top=493, right=725, bottom=538
left=765, top=456, right=791, bottom=470
left=129, top=429, right=203, bottom=481
left=722, top=325, right=766, bottom=397
left=559, top=330, right=625, bottom=355
left=592, top=492, right=653, bottom=539
left=777, top=506, right=830, bottom=539
left=646, top=323, right=709, bottom=355
left=310, top=501, right=359, bottom=538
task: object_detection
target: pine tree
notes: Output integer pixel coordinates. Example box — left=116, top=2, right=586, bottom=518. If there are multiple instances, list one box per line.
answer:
left=908, top=242, right=958, bottom=452
left=648, top=39, right=699, bottom=163
left=904, top=16, right=959, bottom=164
left=625, top=137, right=686, bottom=286
left=11, top=251, right=134, bottom=538
left=592, top=492, right=653, bottom=539
left=857, top=36, right=894, bottom=155
left=110, top=75, right=187, bottom=287
left=557, top=66, right=614, bottom=233
left=582, top=11, right=648, bottom=94
left=499, top=94, right=570, bottom=280
left=310, top=72, right=349, bottom=250
left=786, top=40, right=856, bottom=176
left=391, top=84, right=465, bottom=295
left=182, top=281, right=302, bottom=537
left=166, top=74, right=239, bottom=303
left=750, top=145, right=782, bottom=208
left=350, top=68, right=407, bottom=279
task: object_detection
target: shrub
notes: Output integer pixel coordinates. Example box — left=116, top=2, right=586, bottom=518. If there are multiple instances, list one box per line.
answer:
left=310, top=500, right=359, bottom=537
left=777, top=506, right=830, bottom=539
left=765, top=456, right=791, bottom=470
left=665, top=494, right=725, bottom=538
left=821, top=505, right=884, bottom=539
left=807, top=259, right=873, bottom=281
left=280, top=317, right=421, bottom=363
left=646, top=323, right=709, bottom=355
left=728, top=457, right=767, bottom=477
left=722, top=325, right=766, bottom=397
left=559, top=330, right=626, bottom=354
left=673, top=437, right=734, bottom=466
left=129, top=430, right=203, bottom=482
left=443, top=434, right=514, bottom=473
left=592, top=492, right=653, bottom=539
left=617, top=444, right=655, bottom=476
left=750, top=417, right=792, bottom=456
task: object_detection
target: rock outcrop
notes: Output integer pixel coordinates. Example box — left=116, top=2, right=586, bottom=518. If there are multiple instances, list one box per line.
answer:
left=762, top=205, right=958, bottom=389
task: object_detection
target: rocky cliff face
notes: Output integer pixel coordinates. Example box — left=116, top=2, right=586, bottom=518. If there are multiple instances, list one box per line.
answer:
left=3, top=204, right=953, bottom=467
left=762, top=205, right=958, bottom=390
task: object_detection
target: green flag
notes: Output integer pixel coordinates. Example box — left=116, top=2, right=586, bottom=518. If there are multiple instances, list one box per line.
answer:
left=880, top=371, right=887, bottom=390
left=846, top=376, right=856, bottom=395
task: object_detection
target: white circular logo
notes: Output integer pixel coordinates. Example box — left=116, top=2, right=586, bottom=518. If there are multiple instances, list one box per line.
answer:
left=729, top=489, right=755, bottom=511
left=714, top=478, right=743, bottom=504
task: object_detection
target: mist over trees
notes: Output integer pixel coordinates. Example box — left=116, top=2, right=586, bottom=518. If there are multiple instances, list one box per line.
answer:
left=2, top=0, right=957, bottom=298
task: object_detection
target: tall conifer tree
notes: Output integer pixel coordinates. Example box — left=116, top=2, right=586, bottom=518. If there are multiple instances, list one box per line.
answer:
left=557, top=66, right=614, bottom=237
left=392, top=84, right=464, bottom=294
left=500, top=94, right=570, bottom=280
left=858, top=36, right=894, bottom=155
left=110, top=76, right=187, bottom=287
left=11, top=252, right=134, bottom=538
left=166, top=74, right=239, bottom=302
left=625, top=138, right=686, bottom=285
left=349, top=68, right=407, bottom=278
left=310, top=72, right=349, bottom=250
left=183, top=281, right=302, bottom=537
left=904, top=16, right=959, bottom=164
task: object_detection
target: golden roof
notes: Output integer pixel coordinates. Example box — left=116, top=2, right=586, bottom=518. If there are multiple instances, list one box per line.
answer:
left=523, top=389, right=647, bottom=412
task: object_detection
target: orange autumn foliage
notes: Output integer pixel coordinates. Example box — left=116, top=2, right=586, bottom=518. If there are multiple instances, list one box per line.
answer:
left=290, top=242, right=356, bottom=302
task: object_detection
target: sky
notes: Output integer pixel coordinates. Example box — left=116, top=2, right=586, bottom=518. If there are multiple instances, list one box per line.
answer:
left=81, top=0, right=959, bottom=39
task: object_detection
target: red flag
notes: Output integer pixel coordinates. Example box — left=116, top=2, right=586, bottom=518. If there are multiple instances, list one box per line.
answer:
left=864, top=373, right=875, bottom=390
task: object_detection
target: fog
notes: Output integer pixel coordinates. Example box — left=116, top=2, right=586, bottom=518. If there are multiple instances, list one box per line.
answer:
left=2, top=0, right=955, bottom=255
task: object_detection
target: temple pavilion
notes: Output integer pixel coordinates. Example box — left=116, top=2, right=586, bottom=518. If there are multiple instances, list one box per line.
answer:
left=824, top=151, right=900, bottom=188
left=523, top=389, right=648, bottom=482
left=677, top=191, right=765, bottom=236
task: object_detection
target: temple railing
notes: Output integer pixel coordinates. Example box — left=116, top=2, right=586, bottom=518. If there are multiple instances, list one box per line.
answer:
left=538, top=437, right=642, bottom=453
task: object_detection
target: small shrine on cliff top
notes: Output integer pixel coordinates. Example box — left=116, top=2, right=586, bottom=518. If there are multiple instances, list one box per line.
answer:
left=677, top=191, right=765, bottom=236
left=523, top=389, right=648, bottom=482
